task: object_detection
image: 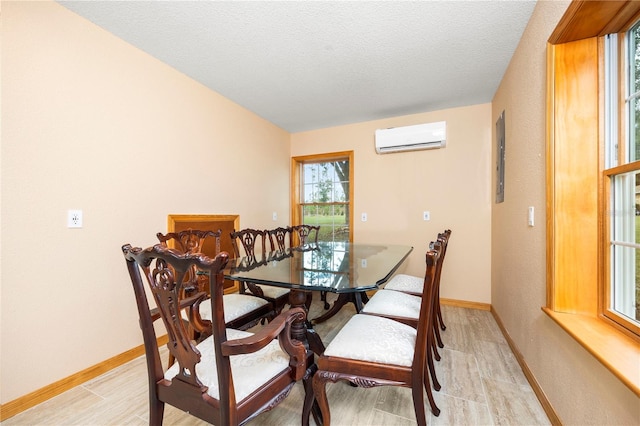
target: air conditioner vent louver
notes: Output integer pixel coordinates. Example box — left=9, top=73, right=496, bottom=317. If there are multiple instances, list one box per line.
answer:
left=375, top=121, right=446, bottom=154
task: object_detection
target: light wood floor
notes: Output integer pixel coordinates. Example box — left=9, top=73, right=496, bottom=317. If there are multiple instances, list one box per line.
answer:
left=2, top=294, right=550, bottom=425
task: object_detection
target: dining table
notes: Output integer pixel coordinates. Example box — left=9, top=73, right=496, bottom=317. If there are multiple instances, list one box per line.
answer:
left=224, top=241, right=413, bottom=354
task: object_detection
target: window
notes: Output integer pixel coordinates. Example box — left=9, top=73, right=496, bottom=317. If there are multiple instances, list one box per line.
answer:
left=604, top=22, right=640, bottom=335
left=544, top=1, right=640, bottom=395
left=291, top=151, right=353, bottom=243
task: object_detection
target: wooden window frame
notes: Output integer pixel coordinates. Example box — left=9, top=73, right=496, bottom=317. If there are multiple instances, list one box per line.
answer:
left=544, top=0, right=640, bottom=397
left=291, top=151, right=354, bottom=243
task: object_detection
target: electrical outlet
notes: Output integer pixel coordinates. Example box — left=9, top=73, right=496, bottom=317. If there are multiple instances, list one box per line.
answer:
left=68, top=210, right=83, bottom=228
left=272, top=211, right=278, bottom=221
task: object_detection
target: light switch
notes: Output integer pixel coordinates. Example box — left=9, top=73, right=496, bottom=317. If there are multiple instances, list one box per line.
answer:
left=423, top=211, right=430, bottom=221
left=528, top=206, right=535, bottom=227
left=361, top=212, right=368, bottom=222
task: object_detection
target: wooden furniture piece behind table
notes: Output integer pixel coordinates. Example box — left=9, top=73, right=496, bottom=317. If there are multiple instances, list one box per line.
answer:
left=122, top=244, right=315, bottom=426
left=168, top=214, right=239, bottom=293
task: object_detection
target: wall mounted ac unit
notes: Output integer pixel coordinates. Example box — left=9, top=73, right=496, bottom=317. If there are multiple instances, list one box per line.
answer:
left=374, top=121, right=446, bottom=154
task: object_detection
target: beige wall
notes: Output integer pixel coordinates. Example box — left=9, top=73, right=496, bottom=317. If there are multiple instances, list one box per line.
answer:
left=492, top=1, right=639, bottom=425
left=291, top=103, right=492, bottom=305
left=1, top=1, right=290, bottom=403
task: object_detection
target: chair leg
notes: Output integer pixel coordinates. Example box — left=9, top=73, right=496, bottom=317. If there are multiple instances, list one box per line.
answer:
left=436, top=301, right=446, bottom=331
left=431, top=337, right=441, bottom=361
left=149, top=398, right=165, bottom=426
left=434, top=318, right=445, bottom=348
left=426, top=321, right=441, bottom=392
left=273, top=300, right=286, bottom=317
left=320, top=291, right=330, bottom=310
left=411, top=376, right=428, bottom=426
left=305, top=292, right=313, bottom=310
left=432, top=293, right=445, bottom=347
left=421, top=370, right=441, bottom=417
left=302, top=376, right=314, bottom=426
left=426, top=351, right=441, bottom=391
left=312, top=371, right=332, bottom=426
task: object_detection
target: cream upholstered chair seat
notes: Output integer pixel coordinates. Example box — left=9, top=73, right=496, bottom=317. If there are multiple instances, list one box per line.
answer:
left=194, top=293, right=271, bottom=324
left=323, top=314, right=417, bottom=367
left=179, top=294, right=271, bottom=324
left=164, top=328, right=290, bottom=401
left=253, top=285, right=290, bottom=300
left=361, top=289, right=421, bottom=320
left=384, top=273, right=423, bottom=294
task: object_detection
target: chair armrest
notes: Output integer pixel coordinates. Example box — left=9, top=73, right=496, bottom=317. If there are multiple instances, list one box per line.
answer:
left=187, top=294, right=213, bottom=338
left=221, top=307, right=306, bottom=356
left=245, top=281, right=265, bottom=298
left=222, top=307, right=308, bottom=380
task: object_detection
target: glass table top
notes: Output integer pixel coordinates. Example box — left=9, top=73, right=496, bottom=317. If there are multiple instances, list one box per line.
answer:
left=224, top=242, right=413, bottom=293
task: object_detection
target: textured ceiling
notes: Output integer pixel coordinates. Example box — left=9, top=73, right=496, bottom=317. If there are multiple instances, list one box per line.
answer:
left=57, top=1, right=537, bottom=133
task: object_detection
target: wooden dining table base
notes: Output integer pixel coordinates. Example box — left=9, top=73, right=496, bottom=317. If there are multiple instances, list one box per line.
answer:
left=287, top=289, right=326, bottom=356
left=310, top=291, right=370, bottom=324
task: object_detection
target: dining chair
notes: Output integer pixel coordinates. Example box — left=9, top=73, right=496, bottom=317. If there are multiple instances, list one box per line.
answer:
left=383, top=229, right=451, bottom=349
left=291, top=224, right=320, bottom=247
left=290, top=224, right=329, bottom=309
left=363, top=231, right=450, bottom=339
left=157, top=229, right=275, bottom=331
left=122, top=243, right=312, bottom=426
left=265, top=226, right=323, bottom=311
left=231, top=228, right=291, bottom=315
left=359, top=240, right=445, bottom=392
left=266, top=226, right=294, bottom=252
left=312, top=244, right=442, bottom=424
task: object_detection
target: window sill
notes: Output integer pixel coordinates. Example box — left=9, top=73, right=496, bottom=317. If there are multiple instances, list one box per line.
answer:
left=542, top=307, right=640, bottom=397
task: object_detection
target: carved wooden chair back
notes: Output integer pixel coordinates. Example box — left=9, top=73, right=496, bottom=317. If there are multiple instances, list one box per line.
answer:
left=266, top=226, right=293, bottom=252
left=232, top=227, right=292, bottom=314
left=291, top=224, right=320, bottom=247
left=158, top=229, right=274, bottom=332
left=230, top=228, right=268, bottom=265
left=312, top=243, right=443, bottom=424
left=122, top=243, right=309, bottom=425
left=431, top=229, right=451, bottom=347
left=157, top=228, right=221, bottom=254
left=156, top=229, right=221, bottom=295
left=289, top=224, right=327, bottom=309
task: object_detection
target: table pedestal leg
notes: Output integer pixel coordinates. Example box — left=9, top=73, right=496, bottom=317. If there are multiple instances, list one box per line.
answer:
left=288, top=289, right=324, bottom=424
left=311, top=291, right=367, bottom=324
left=289, top=289, right=325, bottom=355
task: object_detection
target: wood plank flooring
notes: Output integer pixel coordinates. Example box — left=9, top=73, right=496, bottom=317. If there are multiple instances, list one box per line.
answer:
left=2, top=294, right=550, bottom=425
